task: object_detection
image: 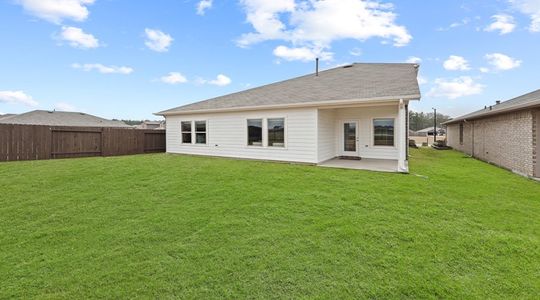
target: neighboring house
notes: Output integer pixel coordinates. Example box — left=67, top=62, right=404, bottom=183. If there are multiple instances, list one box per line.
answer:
left=156, top=63, right=421, bottom=172
left=135, top=120, right=165, bottom=130
left=445, top=89, right=540, bottom=178
left=0, top=110, right=130, bottom=127
left=415, top=127, right=446, bottom=136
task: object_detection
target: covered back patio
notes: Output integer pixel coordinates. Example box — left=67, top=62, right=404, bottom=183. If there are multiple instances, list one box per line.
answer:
left=316, top=100, right=409, bottom=172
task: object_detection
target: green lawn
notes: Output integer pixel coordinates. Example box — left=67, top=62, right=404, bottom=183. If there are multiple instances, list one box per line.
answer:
left=1, top=149, right=539, bottom=299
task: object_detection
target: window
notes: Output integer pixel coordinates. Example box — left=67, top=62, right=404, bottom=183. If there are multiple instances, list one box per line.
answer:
left=267, top=118, right=285, bottom=147
left=247, top=119, right=263, bottom=146
left=181, top=121, right=192, bottom=144
left=373, top=118, right=395, bottom=146
left=195, top=121, right=207, bottom=144
left=459, top=123, right=464, bottom=145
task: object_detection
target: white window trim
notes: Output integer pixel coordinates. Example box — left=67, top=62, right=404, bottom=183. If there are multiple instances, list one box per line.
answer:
left=244, top=116, right=287, bottom=149
left=181, top=121, right=193, bottom=145
left=246, top=118, right=264, bottom=147
left=267, top=117, right=287, bottom=149
left=194, top=120, right=208, bottom=146
left=371, top=117, right=397, bottom=149
left=180, top=120, right=208, bottom=146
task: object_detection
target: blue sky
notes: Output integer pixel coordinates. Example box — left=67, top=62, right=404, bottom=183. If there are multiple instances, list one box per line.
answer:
left=0, top=0, right=539, bottom=120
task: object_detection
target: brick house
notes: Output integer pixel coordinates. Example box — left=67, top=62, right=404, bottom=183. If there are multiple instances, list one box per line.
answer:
left=445, top=89, right=540, bottom=178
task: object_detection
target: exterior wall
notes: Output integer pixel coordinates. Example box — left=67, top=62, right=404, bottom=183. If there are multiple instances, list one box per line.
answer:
left=317, top=109, right=336, bottom=162
left=447, top=122, right=473, bottom=155
left=165, top=108, right=318, bottom=163
left=317, top=104, right=401, bottom=162
left=447, top=109, right=535, bottom=177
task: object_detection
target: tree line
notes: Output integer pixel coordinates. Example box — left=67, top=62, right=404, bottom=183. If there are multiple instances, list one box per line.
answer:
left=409, top=111, right=452, bottom=132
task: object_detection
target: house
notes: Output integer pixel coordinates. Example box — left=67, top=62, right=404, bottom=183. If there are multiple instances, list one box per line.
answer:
left=415, top=126, right=445, bottom=137
left=135, top=120, right=166, bottom=130
left=444, top=89, right=540, bottom=178
left=0, top=110, right=130, bottom=127
left=156, top=63, right=421, bottom=172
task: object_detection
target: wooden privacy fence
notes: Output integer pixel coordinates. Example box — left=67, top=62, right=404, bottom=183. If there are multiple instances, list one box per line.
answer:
left=0, top=124, right=166, bottom=162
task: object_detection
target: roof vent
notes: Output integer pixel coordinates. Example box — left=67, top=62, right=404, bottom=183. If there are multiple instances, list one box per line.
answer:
left=342, top=64, right=354, bottom=68
left=495, top=100, right=501, bottom=105
left=489, top=106, right=493, bottom=111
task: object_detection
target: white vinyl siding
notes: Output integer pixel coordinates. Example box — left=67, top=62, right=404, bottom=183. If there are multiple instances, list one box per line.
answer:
left=317, top=109, right=336, bottom=162
left=166, top=108, right=318, bottom=163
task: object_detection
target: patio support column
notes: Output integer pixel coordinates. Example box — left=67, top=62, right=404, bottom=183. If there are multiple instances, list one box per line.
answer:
left=398, top=99, right=408, bottom=173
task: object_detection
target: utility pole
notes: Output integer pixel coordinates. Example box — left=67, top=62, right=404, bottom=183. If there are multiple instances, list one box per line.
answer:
left=432, top=108, right=437, bottom=145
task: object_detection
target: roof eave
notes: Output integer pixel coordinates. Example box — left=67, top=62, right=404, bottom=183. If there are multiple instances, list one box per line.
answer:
left=155, top=94, right=421, bottom=116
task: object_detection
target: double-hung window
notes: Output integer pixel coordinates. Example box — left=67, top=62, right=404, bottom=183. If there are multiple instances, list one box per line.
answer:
left=373, top=118, right=395, bottom=146
left=181, top=121, right=192, bottom=144
left=247, top=119, right=263, bottom=146
left=195, top=121, right=207, bottom=144
left=268, top=118, right=285, bottom=147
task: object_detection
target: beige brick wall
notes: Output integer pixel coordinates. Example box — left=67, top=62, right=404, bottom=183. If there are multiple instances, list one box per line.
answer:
left=447, top=122, right=473, bottom=155
left=447, top=109, right=535, bottom=177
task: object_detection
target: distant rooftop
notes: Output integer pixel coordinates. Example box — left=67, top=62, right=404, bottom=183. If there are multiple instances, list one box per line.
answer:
left=0, top=110, right=130, bottom=127
left=445, top=89, right=540, bottom=124
left=416, top=127, right=444, bottom=133
left=157, top=63, right=421, bottom=115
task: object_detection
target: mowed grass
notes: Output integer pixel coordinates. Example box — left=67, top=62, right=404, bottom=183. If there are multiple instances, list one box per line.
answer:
left=0, top=149, right=539, bottom=299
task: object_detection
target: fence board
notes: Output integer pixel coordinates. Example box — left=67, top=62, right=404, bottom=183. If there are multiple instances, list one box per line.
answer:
left=0, top=124, right=165, bottom=162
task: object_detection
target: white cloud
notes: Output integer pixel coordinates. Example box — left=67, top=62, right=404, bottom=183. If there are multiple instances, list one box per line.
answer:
left=509, top=0, right=540, bottom=32
left=443, top=55, right=471, bottom=71
left=484, top=14, right=516, bottom=34
left=485, top=53, right=522, bottom=70
left=0, top=90, right=39, bottom=107
left=406, top=56, right=422, bottom=64
left=349, top=48, right=362, bottom=56
left=59, top=26, right=99, bottom=49
left=196, top=0, right=213, bottom=15
left=72, top=63, right=134, bottom=74
left=208, top=74, right=232, bottom=86
left=238, top=0, right=411, bottom=62
left=437, top=18, right=470, bottom=31
left=417, top=75, right=428, bottom=85
left=160, top=72, right=188, bottom=84
left=273, top=45, right=332, bottom=62
left=479, top=67, right=490, bottom=73
left=144, top=28, right=173, bottom=52
left=54, top=102, right=76, bottom=111
left=197, top=74, right=232, bottom=86
left=428, top=76, right=485, bottom=99
left=17, top=0, right=95, bottom=24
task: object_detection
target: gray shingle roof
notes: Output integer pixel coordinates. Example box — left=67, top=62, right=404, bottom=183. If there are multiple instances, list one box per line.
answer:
left=444, top=89, right=540, bottom=124
left=157, top=63, right=421, bottom=115
left=0, top=110, right=130, bottom=127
